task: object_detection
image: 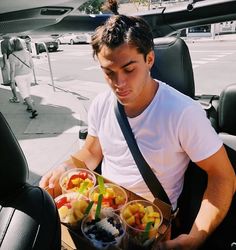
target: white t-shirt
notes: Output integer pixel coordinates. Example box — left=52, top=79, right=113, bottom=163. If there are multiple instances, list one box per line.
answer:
left=88, top=81, right=223, bottom=208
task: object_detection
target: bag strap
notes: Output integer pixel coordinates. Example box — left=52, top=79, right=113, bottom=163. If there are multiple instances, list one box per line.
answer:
left=114, top=100, right=171, bottom=205
left=12, top=53, right=31, bottom=69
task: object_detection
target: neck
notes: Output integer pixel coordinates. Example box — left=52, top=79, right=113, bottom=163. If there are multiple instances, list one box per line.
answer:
left=125, top=79, right=159, bottom=118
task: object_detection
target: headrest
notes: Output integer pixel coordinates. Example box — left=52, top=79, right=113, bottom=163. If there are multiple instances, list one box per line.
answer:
left=0, top=113, right=28, bottom=198
left=151, top=37, right=195, bottom=98
left=218, top=84, right=236, bottom=135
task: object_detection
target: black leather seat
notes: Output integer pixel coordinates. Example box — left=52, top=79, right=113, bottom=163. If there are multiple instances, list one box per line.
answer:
left=0, top=112, right=61, bottom=250
left=151, top=36, right=195, bottom=98
left=218, top=84, right=236, bottom=158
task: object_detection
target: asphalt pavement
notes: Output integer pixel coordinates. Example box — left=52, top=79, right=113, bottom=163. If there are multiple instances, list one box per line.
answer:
left=0, top=33, right=235, bottom=186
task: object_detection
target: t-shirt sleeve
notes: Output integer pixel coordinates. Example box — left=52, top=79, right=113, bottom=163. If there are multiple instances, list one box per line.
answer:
left=178, top=102, right=223, bottom=162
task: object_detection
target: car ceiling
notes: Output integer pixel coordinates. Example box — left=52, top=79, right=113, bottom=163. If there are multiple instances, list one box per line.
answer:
left=0, top=0, right=87, bottom=35
left=1, top=0, right=236, bottom=37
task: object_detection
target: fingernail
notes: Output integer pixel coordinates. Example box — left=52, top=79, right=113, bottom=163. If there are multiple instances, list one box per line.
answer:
left=49, top=183, right=54, bottom=188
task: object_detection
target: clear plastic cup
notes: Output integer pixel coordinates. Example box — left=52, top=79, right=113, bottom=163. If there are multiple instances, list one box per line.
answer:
left=54, top=192, right=91, bottom=229
left=81, top=211, right=126, bottom=249
left=59, top=168, right=96, bottom=196
left=120, top=199, right=163, bottom=250
left=89, top=183, right=128, bottom=213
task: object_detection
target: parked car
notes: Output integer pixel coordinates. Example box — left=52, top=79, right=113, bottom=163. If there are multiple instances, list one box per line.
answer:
left=18, top=35, right=59, bottom=53
left=57, top=33, right=88, bottom=44
left=35, top=37, right=59, bottom=53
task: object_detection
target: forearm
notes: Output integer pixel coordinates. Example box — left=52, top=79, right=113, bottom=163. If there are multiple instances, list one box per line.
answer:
left=67, top=148, right=101, bottom=171
left=189, top=171, right=235, bottom=246
left=64, top=136, right=103, bottom=171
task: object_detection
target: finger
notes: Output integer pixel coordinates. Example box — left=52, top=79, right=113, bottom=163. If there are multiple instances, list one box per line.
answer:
left=44, top=186, right=55, bottom=198
left=158, top=240, right=177, bottom=250
left=48, top=171, right=61, bottom=188
left=39, top=171, right=53, bottom=188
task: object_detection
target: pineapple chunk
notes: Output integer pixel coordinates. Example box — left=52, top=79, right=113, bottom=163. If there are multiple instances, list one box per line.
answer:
left=148, top=212, right=160, bottom=218
left=129, top=203, right=140, bottom=214
left=154, top=217, right=161, bottom=228
left=126, top=215, right=135, bottom=226
left=115, top=195, right=125, bottom=205
left=71, top=178, right=81, bottom=185
left=74, top=209, right=84, bottom=220
left=85, top=178, right=93, bottom=187
left=137, top=203, right=145, bottom=213
left=92, top=192, right=100, bottom=202
left=104, top=187, right=115, bottom=198
left=58, top=205, right=69, bottom=219
left=145, top=205, right=154, bottom=214
left=72, top=200, right=88, bottom=213
left=123, top=207, right=133, bottom=219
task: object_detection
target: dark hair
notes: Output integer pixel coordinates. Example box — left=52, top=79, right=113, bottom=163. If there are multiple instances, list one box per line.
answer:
left=91, top=15, right=154, bottom=60
left=101, top=0, right=119, bottom=15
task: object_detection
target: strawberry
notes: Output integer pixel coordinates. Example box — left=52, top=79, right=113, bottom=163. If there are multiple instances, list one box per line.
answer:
left=78, top=172, right=88, bottom=180
left=56, top=197, right=68, bottom=209
left=67, top=174, right=80, bottom=189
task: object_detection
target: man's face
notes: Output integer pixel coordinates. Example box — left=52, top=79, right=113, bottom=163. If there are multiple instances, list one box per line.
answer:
left=97, top=43, right=154, bottom=107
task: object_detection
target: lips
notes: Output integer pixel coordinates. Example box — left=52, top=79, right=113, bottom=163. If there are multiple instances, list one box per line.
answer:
left=115, top=89, right=130, bottom=97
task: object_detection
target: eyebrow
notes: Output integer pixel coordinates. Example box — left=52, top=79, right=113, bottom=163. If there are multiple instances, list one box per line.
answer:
left=101, top=60, right=137, bottom=70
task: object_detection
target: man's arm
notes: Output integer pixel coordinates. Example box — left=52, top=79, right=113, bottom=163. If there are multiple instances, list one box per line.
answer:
left=189, top=145, right=235, bottom=246
left=65, top=134, right=103, bottom=170
left=39, top=135, right=103, bottom=197
left=159, top=145, right=235, bottom=250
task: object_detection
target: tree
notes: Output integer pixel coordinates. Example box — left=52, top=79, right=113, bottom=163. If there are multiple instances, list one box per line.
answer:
left=78, top=0, right=104, bottom=14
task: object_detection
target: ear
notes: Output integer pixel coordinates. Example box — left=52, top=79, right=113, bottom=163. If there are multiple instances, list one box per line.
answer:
left=146, top=50, right=155, bottom=69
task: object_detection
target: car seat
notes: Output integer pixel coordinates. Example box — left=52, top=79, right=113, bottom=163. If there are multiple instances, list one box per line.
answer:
left=151, top=36, right=221, bottom=132
left=151, top=36, right=195, bottom=98
left=0, top=112, right=61, bottom=250
left=218, top=84, right=236, bottom=158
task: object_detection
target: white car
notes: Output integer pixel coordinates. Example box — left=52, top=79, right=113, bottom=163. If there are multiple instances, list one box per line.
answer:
left=57, top=33, right=88, bottom=45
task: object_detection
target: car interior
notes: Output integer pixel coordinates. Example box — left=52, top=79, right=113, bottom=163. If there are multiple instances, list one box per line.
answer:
left=0, top=112, right=61, bottom=250
left=0, top=0, right=236, bottom=249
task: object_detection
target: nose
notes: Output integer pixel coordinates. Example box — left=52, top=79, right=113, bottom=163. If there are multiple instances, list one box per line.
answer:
left=114, top=73, right=126, bottom=88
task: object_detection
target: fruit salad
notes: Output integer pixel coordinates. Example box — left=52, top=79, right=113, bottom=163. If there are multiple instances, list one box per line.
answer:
left=59, top=168, right=96, bottom=195
left=89, top=183, right=127, bottom=212
left=55, top=192, right=90, bottom=227
left=121, top=200, right=163, bottom=248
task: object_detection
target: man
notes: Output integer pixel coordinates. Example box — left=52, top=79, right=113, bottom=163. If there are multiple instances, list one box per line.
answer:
left=40, top=15, right=235, bottom=249
left=0, top=35, right=11, bottom=85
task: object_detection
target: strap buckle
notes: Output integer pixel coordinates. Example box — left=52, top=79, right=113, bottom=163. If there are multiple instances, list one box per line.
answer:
left=171, top=207, right=179, bottom=220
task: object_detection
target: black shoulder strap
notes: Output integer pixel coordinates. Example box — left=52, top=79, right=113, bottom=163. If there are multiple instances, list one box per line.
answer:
left=114, top=101, right=171, bottom=205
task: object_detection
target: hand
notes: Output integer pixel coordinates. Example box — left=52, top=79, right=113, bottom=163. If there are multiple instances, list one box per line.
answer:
left=157, top=234, right=200, bottom=250
left=39, top=163, right=74, bottom=198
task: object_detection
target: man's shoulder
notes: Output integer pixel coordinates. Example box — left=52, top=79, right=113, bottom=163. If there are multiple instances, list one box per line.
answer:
left=159, top=81, right=195, bottom=107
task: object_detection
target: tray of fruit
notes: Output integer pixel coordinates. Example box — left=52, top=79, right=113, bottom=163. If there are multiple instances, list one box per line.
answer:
left=58, top=170, right=172, bottom=250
